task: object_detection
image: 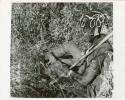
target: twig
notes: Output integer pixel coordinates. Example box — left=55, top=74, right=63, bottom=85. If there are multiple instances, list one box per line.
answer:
left=69, top=30, right=113, bottom=70
left=58, top=84, right=65, bottom=98
left=49, top=73, right=66, bottom=85
left=91, top=11, right=102, bottom=14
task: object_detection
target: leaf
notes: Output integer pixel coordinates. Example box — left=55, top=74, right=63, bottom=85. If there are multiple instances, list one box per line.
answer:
left=96, top=19, right=101, bottom=27
left=90, top=19, right=96, bottom=28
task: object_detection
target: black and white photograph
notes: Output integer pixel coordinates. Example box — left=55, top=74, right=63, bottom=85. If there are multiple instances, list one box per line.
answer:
left=10, top=2, right=113, bottom=98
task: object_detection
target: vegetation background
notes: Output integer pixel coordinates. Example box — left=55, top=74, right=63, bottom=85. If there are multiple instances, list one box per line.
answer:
left=11, top=3, right=113, bottom=98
